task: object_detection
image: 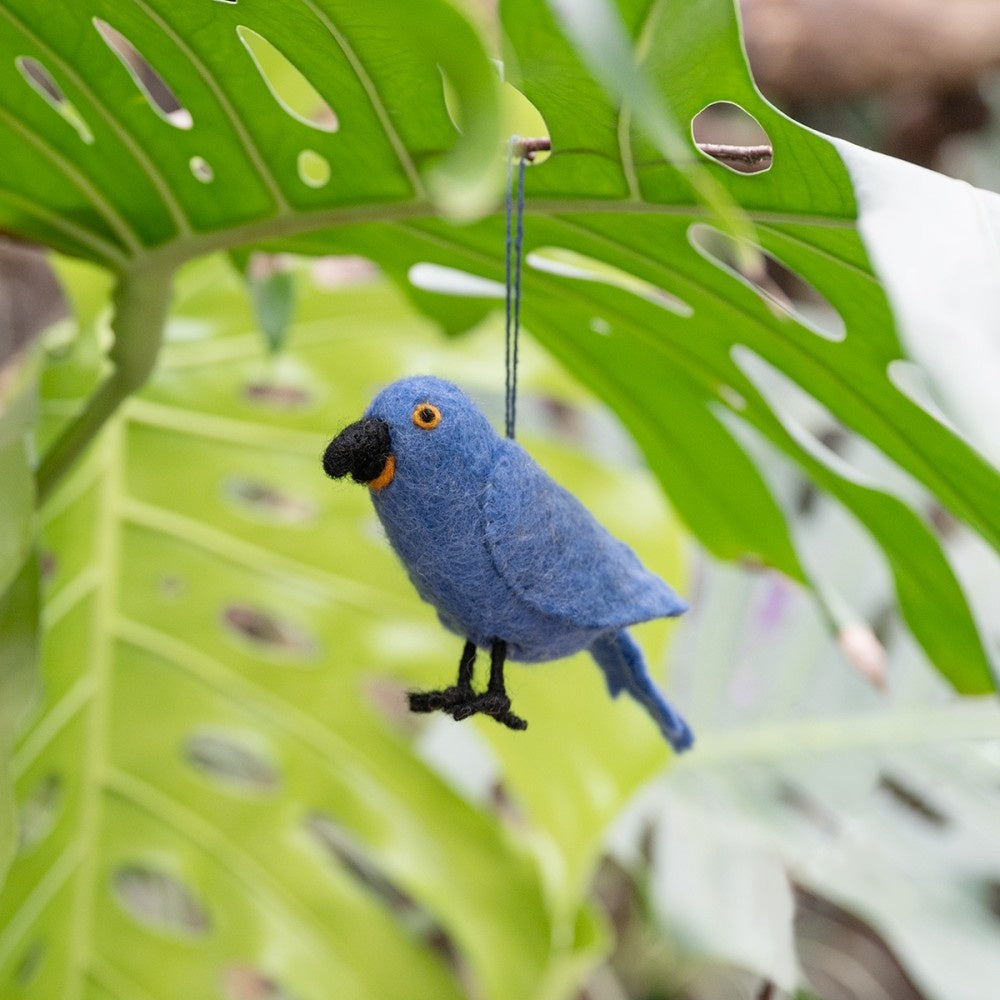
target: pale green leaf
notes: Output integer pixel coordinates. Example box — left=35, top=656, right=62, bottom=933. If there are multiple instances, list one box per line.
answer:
left=0, top=557, right=40, bottom=890
left=650, top=470, right=1000, bottom=998
left=1, top=258, right=686, bottom=999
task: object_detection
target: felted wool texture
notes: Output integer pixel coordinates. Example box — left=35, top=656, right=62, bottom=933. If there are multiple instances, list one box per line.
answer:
left=483, top=443, right=688, bottom=630
left=322, top=416, right=390, bottom=482
left=591, top=629, right=693, bottom=752
left=363, top=375, right=692, bottom=746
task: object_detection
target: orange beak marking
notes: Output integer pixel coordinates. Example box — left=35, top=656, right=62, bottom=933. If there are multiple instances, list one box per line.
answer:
left=368, top=453, right=395, bottom=491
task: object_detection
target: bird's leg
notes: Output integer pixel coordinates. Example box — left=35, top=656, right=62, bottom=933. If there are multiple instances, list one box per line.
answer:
left=461, top=639, right=527, bottom=730
left=456, top=639, right=476, bottom=690
left=408, top=639, right=527, bottom=731
left=408, top=640, right=477, bottom=713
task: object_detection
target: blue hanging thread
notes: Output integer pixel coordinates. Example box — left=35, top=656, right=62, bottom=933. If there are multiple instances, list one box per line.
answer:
left=504, top=139, right=528, bottom=440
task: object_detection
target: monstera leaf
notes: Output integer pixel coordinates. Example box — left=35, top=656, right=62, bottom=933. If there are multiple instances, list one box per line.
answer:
left=641, top=444, right=1000, bottom=999
left=1, top=0, right=996, bottom=697
left=1, top=256, right=685, bottom=998
left=3, top=0, right=1000, bottom=994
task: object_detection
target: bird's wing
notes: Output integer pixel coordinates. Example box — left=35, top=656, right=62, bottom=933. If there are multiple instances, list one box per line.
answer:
left=482, top=440, right=687, bottom=629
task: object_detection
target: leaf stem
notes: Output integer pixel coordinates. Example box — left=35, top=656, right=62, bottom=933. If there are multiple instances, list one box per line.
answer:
left=36, top=266, right=174, bottom=504
left=698, top=143, right=773, bottom=168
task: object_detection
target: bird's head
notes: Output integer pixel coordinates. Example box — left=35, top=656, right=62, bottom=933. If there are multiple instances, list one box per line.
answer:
left=322, top=376, right=497, bottom=493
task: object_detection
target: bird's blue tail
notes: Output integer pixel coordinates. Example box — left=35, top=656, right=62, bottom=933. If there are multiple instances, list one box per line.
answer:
left=590, top=629, right=693, bottom=752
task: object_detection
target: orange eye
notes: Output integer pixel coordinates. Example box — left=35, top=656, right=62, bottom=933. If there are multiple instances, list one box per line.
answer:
left=412, top=403, right=442, bottom=429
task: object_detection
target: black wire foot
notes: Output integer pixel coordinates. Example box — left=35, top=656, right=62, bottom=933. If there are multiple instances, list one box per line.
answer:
left=408, top=687, right=528, bottom=730
left=454, top=691, right=527, bottom=730
left=474, top=692, right=527, bottom=730
left=408, top=639, right=528, bottom=731
left=409, top=639, right=476, bottom=714
left=408, top=686, right=468, bottom=713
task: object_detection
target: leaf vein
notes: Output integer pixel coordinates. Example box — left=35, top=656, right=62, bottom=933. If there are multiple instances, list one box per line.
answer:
left=0, top=104, right=141, bottom=255
left=0, top=186, right=127, bottom=266
left=104, top=767, right=356, bottom=969
left=128, top=0, right=290, bottom=214
left=0, top=4, right=192, bottom=246
left=299, top=0, right=425, bottom=198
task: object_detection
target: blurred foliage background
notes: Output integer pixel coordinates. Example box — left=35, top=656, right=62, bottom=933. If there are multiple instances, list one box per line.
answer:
left=2, top=1, right=1000, bottom=998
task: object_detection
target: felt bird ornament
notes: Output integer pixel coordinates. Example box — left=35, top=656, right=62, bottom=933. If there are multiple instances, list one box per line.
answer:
left=322, top=375, right=693, bottom=752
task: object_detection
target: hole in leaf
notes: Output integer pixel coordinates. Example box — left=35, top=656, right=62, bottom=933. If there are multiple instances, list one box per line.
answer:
left=113, top=864, right=212, bottom=937
left=93, top=19, right=192, bottom=129
left=243, top=380, right=312, bottom=410
left=887, top=359, right=964, bottom=436
left=445, top=62, right=551, bottom=165
left=296, top=148, right=330, bottom=188
left=236, top=26, right=338, bottom=132
left=793, top=477, right=819, bottom=517
left=306, top=813, right=410, bottom=909
left=589, top=317, right=611, bottom=335
left=868, top=601, right=898, bottom=648
left=222, top=603, right=318, bottom=659
left=158, top=574, right=185, bottom=599
left=527, top=247, right=693, bottom=317
left=691, top=100, right=772, bottom=174
left=775, top=780, right=839, bottom=835
left=690, top=224, right=845, bottom=341
left=361, top=675, right=413, bottom=728
left=791, top=427, right=847, bottom=516
left=442, top=69, right=554, bottom=160
left=222, top=965, right=300, bottom=1000
left=503, top=88, right=551, bottom=164
left=17, top=774, right=61, bottom=853
left=16, top=57, right=94, bottom=144
left=927, top=501, right=960, bottom=540
left=731, top=345, right=871, bottom=486
left=538, top=396, right=584, bottom=438
left=717, top=384, right=747, bottom=411
left=407, top=263, right=505, bottom=298
left=984, top=879, right=1000, bottom=923
left=185, top=730, right=281, bottom=794
left=795, top=884, right=929, bottom=998
left=729, top=345, right=925, bottom=506
left=223, top=476, right=316, bottom=525
left=15, top=939, right=45, bottom=985
left=189, top=155, right=213, bottom=182
left=39, top=549, right=58, bottom=585
left=305, top=813, right=462, bottom=967
left=440, top=70, right=461, bottom=133
left=878, top=772, right=949, bottom=827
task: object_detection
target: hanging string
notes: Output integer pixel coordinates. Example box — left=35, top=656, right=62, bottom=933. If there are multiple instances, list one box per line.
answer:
left=504, top=139, right=528, bottom=440
left=503, top=143, right=514, bottom=435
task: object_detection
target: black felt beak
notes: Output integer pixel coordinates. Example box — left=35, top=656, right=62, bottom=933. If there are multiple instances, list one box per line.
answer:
left=322, top=417, right=394, bottom=488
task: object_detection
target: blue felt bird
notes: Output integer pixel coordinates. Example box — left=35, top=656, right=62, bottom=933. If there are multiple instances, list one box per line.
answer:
left=322, top=375, right=693, bottom=752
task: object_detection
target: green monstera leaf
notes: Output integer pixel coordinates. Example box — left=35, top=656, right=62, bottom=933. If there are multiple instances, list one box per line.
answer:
left=3, top=0, right=1000, bottom=994
left=2, top=0, right=996, bottom=696
left=1, top=256, right=685, bottom=999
